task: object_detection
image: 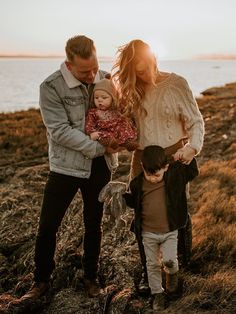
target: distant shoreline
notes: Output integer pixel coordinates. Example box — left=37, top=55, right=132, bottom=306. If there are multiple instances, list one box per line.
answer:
left=0, top=55, right=64, bottom=59
left=0, top=55, right=114, bottom=62
left=1, top=54, right=236, bottom=61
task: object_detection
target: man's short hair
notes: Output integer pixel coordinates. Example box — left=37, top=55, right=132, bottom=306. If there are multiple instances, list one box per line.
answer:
left=141, top=145, right=168, bottom=174
left=65, top=35, right=96, bottom=62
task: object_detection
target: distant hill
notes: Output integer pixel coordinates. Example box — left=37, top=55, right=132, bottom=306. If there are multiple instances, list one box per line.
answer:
left=195, top=53, right=236, bottom=60
left=0, top=54, right=114, bottom=62
left=0, top=54, right=64, bottom=59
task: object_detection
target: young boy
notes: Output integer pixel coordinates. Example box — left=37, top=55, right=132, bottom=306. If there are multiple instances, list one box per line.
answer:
left=85, top=78, right=138, bottom=151
left=123, top=145, right=199, bottom=310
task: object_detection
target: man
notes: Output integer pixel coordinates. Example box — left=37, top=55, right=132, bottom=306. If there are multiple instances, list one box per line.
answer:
left=19, top=35, right=118, bottom=300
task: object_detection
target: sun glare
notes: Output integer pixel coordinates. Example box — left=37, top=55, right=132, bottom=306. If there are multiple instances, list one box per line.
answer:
left=144, top=38, right=168, bottom=60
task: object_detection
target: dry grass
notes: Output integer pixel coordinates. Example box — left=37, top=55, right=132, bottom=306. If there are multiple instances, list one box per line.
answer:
left=0, top=109, right=47, bottom=168
left=0, top=83, right=236, bottom=313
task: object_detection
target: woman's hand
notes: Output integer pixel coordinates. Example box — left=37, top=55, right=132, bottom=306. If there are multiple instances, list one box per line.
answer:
left=173, top=145, right=196, bottom=164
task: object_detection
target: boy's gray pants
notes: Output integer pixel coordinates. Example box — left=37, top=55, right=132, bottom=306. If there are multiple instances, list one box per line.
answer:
left=142, top=230, right=179, bottom=294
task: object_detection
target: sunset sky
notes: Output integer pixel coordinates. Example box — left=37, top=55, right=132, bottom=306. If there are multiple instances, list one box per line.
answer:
left=1, top=0, right=236, bottom=60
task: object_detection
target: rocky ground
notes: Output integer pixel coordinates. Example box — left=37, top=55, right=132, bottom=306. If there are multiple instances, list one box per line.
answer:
left=0, top=82, right=236, bottom=313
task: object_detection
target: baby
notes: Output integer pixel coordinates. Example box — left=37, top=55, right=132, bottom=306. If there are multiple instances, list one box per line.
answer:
left=85, top=78, right=138, bottom=151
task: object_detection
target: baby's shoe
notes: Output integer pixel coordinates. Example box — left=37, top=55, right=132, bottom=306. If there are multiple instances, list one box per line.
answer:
left=99, top=137, right=119, bottom=149
left=124, top=140, right=139, bottom=151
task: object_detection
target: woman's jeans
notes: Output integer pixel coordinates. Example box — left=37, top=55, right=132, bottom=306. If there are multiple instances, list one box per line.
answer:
left=34, top=156, right=111, bottom=282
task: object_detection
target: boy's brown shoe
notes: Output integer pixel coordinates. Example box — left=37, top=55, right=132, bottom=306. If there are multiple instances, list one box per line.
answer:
left=19, top=282, right=50, bottom=301
left=84, top=278, right=102, bottom=298
left=152, top=292, right=165, bottom=311
left=166, top=273, right=178, bottom=294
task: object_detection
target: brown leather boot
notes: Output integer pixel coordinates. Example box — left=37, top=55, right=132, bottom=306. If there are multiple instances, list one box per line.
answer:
left=18, top=282, right=50, bottom=302
left=152, top=292, right=165, bottom=311
left=166, top=273, right=178, bottom=294
left=84, top=278, right=102, bottom=298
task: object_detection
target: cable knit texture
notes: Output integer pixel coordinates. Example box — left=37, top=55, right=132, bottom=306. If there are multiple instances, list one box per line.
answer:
left=135, top=73, right=204, bottom=153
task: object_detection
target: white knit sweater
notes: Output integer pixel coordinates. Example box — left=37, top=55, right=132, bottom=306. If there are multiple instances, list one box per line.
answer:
left=135, top=73, right=204, bottom=153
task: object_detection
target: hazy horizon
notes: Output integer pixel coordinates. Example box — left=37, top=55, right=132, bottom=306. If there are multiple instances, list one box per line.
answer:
left=1, top=53, right=236, bottom=61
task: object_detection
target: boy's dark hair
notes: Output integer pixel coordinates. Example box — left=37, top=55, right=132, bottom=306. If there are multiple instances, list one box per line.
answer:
left=141, top=145, right=168, bottom=174
left=65, top=35, right=96, bottom=62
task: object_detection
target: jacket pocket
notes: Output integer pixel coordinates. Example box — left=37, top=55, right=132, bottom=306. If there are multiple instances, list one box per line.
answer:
left=50, top=141, right=67, bottom=161
left=63, top=96, right=85, bottom=125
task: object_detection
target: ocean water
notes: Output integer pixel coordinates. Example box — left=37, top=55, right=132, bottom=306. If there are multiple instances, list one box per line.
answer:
left=0, top=58, right=235, bottom=113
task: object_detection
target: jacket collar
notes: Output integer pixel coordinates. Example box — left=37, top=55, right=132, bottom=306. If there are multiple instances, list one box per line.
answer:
left=60, top=62, right=101, bottom=89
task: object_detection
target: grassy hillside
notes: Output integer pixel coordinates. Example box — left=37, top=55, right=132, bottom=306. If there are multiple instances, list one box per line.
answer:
left=0, top=83, right=235, bottom=313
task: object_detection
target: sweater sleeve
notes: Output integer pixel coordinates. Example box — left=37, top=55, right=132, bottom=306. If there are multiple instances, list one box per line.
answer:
left=176, top=76, right=205, bottom=154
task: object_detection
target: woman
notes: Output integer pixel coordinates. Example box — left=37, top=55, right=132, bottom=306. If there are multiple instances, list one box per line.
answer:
left=112, top=39, right=204, bottom=294
left=112, top=39, right=204, bottom=174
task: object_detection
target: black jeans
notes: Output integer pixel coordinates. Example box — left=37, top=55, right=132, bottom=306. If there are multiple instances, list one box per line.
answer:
left=34, top=156, right=111, bottom=282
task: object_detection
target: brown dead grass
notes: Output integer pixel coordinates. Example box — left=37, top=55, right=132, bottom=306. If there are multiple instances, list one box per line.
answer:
left=0, top=83, right=236, bottom=313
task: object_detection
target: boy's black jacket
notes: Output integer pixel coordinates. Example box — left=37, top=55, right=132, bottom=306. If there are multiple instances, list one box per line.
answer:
left=123, top=158, right=199, bottom=241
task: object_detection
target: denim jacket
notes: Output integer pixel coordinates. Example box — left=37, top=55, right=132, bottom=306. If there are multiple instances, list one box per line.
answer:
left=39, top=62, right=118, bottom=178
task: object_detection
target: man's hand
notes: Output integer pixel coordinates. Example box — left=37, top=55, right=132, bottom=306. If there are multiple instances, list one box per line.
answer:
left=173, top=145, right=196, bottom=164
left=90, top=131, right=100, bottom=141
